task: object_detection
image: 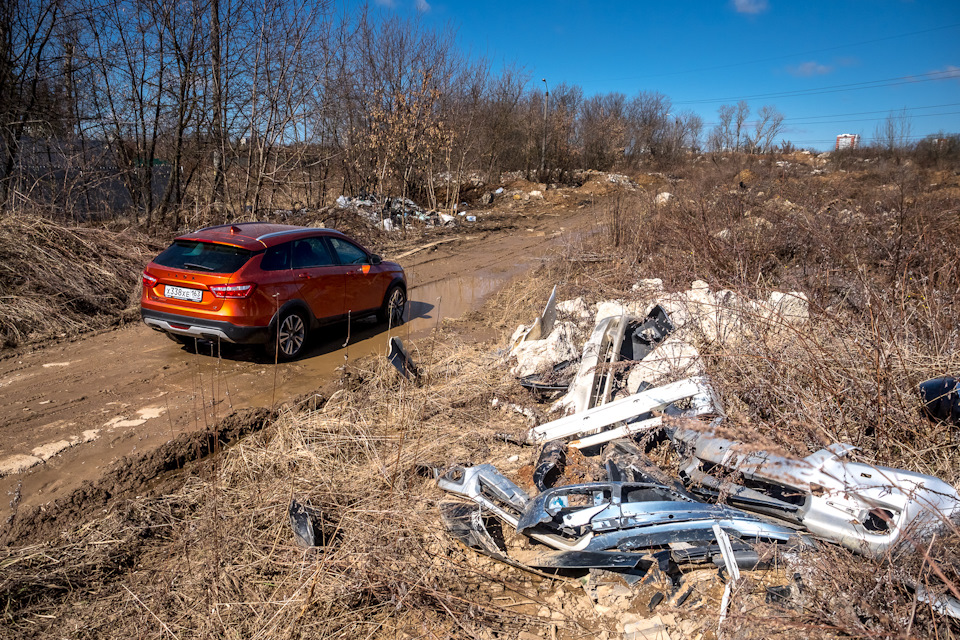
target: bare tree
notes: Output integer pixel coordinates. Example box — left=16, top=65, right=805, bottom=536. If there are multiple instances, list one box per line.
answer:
left=752, top=104, right=784, bottom=153
left=874, top=108, right=912, bottom=155
left=733, top=100, right=750, bottom=152
left=0, top=0, right=67, bottom=210
left=708, top=104, right=735, bottom=153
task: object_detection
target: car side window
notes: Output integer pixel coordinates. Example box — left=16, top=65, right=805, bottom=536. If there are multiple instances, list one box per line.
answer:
left=329, top=237, right=368, bottom=265
left=292, top=238, right=335, bottom=269
left=260, top=243, right=291, bottom=271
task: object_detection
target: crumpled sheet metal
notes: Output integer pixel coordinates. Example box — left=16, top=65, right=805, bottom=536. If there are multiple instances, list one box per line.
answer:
left=437, top=464, right=589, bottom=551
left=674, top=426, right=960, bottom=556
left=438, top=464, right=802, bottom=562
left=439, top=502, right=652, bottom=572
left=515, top=480, right=802, bottom=554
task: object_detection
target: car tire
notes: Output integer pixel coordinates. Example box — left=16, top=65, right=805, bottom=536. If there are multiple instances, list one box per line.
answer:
left=378, top=284, right=407, bottom=327
left=272, top=309, right=308, bottom=360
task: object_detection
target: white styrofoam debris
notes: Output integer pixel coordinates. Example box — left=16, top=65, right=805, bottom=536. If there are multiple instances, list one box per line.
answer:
left=556, top=297, right=592, bottom=320
left=511, top=321, right=579, bottom=378
left=626, top=338, right=704, bottom=391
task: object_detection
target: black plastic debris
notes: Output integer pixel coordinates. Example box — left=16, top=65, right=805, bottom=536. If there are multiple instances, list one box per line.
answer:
left=620, top=304, right=675, bottom=362
left=289, top=498, right=317, bottom=548
left=603, top=438, right=690, bottom=495
left=387, top=337, right=420, bottom=381
left=765, top=585, right=792, bottom=605
left=533, top=440, right=567, bottom=492
left=519, top=360, right=576, bottom=401
left=919, top=376, right=960, bottom=426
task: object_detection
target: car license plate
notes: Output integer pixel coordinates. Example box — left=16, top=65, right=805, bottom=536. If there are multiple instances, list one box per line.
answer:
left=164, top=285, right=203, bottom=302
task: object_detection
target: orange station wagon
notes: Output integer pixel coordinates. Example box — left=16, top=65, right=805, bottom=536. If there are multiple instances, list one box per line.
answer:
left=140, top=223, right=406, bottom=359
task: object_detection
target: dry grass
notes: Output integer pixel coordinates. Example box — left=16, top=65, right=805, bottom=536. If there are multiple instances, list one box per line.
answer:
left=0, top=214, right=163, bottom=348
left=0, top=337, right=558, bottom=639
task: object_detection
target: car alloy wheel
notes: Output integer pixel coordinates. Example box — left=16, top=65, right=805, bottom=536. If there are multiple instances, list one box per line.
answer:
left=277, top=311, right=307, bottom=358
left=382, top=286, right=406, bottom=327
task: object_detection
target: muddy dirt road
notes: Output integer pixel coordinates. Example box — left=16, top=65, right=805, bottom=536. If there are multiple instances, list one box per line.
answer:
left=0, top=203, right=601, bottom=535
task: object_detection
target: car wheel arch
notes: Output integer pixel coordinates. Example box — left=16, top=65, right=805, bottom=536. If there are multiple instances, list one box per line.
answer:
left=269, top=299, right=317, bottom=332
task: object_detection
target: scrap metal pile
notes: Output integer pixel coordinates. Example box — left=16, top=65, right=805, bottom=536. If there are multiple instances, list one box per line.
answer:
left=434, top=283, right=960, bottom=619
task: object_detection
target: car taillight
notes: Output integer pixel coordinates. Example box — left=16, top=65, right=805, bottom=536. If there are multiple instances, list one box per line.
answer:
left=209, top=283, right=256, bottom=298
left=142, top=272, right=158, bottom=288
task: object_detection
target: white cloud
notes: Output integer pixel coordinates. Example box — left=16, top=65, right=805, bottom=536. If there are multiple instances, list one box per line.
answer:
left=788, top=61, right=833, bottom=77
left=939, top=65, right=960, bottom=79
left=732, top=0, right=769, bottom=14
left=416, top=0, right=430, bottom=12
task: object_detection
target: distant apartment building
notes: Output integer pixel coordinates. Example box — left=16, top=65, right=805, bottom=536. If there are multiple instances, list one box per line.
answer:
left=835, top=133, right=860, bottom=150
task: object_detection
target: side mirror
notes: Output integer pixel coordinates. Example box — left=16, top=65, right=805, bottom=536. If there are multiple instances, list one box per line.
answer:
left=370, top=254, right=382, bottom=265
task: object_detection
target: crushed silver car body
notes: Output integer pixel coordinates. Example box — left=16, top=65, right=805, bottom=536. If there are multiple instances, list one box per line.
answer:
left=673, top=425, right=960, bottom=556
left=515, top=480, right=803, bottom=555
left=438, top=463, right=803, bottom=566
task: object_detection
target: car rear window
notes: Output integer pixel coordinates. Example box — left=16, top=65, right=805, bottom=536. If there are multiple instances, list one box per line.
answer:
left=154, top=240, right=256, bottom=274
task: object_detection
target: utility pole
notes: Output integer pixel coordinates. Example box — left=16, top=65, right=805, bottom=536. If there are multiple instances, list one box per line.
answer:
left=540, top=78, right=548, bottom=177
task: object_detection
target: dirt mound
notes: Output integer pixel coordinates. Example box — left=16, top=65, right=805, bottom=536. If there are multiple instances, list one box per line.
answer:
left=0, top=215, right=163, bottom=348
left=2, top=407, right=274, bottom=545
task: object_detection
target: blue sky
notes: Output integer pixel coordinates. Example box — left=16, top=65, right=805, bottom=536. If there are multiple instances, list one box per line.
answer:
left=357, top=0, right=959, bottom=150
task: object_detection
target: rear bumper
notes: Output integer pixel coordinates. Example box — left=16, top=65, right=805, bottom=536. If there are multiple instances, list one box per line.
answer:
left=141, top=308, right=269, bottom=344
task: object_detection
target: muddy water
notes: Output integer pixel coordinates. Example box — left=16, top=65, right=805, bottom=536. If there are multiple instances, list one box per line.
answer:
left=240, top=244, right=553, bottom=401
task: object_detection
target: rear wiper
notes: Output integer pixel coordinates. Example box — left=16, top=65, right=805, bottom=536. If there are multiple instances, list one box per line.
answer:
left=183, top=262, right=215, bottom=271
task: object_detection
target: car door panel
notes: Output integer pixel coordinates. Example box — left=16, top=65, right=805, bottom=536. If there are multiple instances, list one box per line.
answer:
left=328, top=237, right=384, bottom=313
left=291, top=237, right=347, bottom=321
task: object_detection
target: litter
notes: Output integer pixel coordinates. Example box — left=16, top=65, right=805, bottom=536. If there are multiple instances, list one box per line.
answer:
left=386, top=337, right=419, bottom=380
left=532, top=440, right=567, bottom=492
left=438, top=463, right=803, bottom=570
left=554, top=313, right=630, bottom=415
left=289, top=498, right=317, bottom=548
left=919, top=375, right=960, bottom=426
left=528, top=376, right=719, bottom=447
left=515, top=479, right=801, bottom=554
left=673, top=423, right=960, bottom=556
left=511, top=285, right=559, bottom=348
left=555, top=305, right=676, bottom=415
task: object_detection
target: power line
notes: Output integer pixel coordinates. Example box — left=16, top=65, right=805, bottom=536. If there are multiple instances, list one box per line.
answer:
left=594, top=23, right=960, bottom=83
left=783, top=110, right=960, bottom=127
left=786, top=133, right=945, bottom=144
left=702, top=110, right=960, bottom=128
left=779, top=102, right=960, bottom=123
left=698, top=103, right=960, bottom=127
left=674, top=69, right=960, bottom=105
